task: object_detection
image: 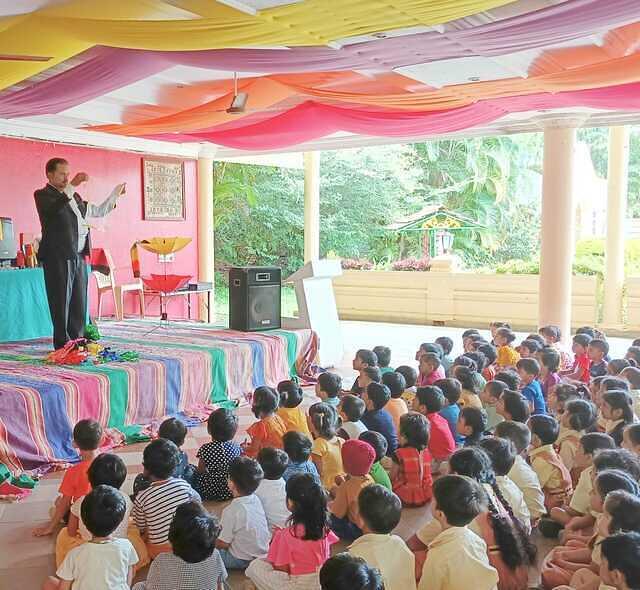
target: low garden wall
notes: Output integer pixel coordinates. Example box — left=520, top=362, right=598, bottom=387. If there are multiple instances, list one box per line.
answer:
left=332, top=270, right=598, bottom=330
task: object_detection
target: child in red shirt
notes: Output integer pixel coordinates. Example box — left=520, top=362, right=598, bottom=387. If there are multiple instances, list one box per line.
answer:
left=413, top=386, right=455, bottom=466
left=33, top=419, right=103, bottom=537
left=561, top=334, right=592, bottom=383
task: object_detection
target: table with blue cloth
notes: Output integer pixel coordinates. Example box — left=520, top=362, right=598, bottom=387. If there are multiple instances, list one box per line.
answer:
left=0, top=267, right=55, bottom=342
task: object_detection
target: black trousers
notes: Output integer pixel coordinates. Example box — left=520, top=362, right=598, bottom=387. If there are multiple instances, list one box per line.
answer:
left=41, top=254, right=87, bottom=350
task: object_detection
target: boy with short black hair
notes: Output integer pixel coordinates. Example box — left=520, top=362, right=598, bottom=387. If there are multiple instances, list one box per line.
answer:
left=435, top=337, right=454, bottom=376
left=382, top=371, right=408, bottom=433
left=420, top=475, right=498, bottom=590
left=255, top=447, right=290, bottom=532
left=414, top=386, right=455, bottom=463
left=349, top=484, right=416, bottom=590
left=515, top=358, right=546, bottom=415
left=216, top=456, right=270, bottom=569
left=317, top=372, right=343, bottom=409
left=435, top=378, right=463, bottom=443
left=528, top=415, right=572, bottom=511
left=34, top=419, right=103, bottom=537
left=497, top=390, right=531, bottom=424
left=282, top=431, right=320, bottom=484
left=360, top=366, right=383, bottom=391
left=320, top=554, right=384, bottom=590
left=600, top=531, right=640, bottom=590
left=373, top=346, right=393, bottom=374
left=45, top=485, right=138, bottom=590
left=359, top=430, right=391, bottom=490
left=589, top=338, right=610, bottom=378
left=396, top=365, right=418, bottom=405
left=338, top=394, right=367, bottom=440
left=362, top=383, right=397, bottom=455
left=494, top=421, right=545, bottom=523
left=134, top=438, right=201, bottom=559
left=351, top=349, right=378, bottom=394
left=480, top=380, right=506, bottom=432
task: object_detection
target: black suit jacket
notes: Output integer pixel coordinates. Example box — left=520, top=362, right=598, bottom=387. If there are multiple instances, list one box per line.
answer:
left=34, top=184, right=90, bottom=261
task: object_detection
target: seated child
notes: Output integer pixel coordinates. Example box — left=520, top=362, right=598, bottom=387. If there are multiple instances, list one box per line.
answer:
left=413, top=386, right=455, bottom=462
left=621, top=366, right=640, bottom=417
left=599, top=531, right=640, bottom=590
left=561, top=333, right=592, bottom=383
left=351, top=349, right=378, bottom=395
left=478, top=344, right=498, bottom=383
left=528, top=414, right=573, bottom=511
left=539, top=324, right=574, bottom=371
left=452, top=365, right=483, bottom=409
left=382, top=371, right=409, bottom=433
left=349, top=484, right=416, bottom=590
left=316, top=372, right=343, bottom=410
left=497, top=390, right=530, bottom=423
left=518, top=339, right=541, bottom=359
left=515, top=358, right=547, bottom=415
left=359, top=430, right=391, bottom=490
left=479, top=437, right=531, bottom=533
left=417, top=353, right=445, bottom=387
left=34, top=419, right=103, bottom=537
left=623, top=423, right=640, bottom=455
left=480, top=380, right=506, bottom=432
left=396, top=365, right=418, bottom=405
left=548, top=383, right=581, bottom=417
left=588, top=338, right=610, bottom=379
left=329, top=440, right=375, bottom=540
left=373, top=346, right=394, bottom=375
left=247, top=473, right=338, bottom=590
left=134, top=439, right=201, bottom=559
left=194, top=408, right=242, bottom=502
left=494, top=421, right=546, bottom=524
left=45, top=485, right=138, bottom=590
left=457, top=407, right=488, bottom=448
left=545, top=432, right=615, bottom=538
left=277, top=379, right=312, bottom=437
left=132, top=501, right=227, bottom=590
left=391, top=412, right=433, bottom=507
left=494, top=327, right=520, bottom=369
left=494, top=369, right=520, bottom=393
left=134, top=417, right=196, bottom=497
left=283, top=431, right=320, bottom=484
left=255, top=447, right=290, bottom=532
left=309, top=402, right=345, bottom=489
left=362, top=383, right=398, bottom=456
left=415, top=342, right=444, bottom=362
left=602, top=390, right=636, bottom=446
left=244, top=386, right=287, bottom=458
left=539, top=348, right=561, bottom=400
left=216, top=456, right=270, bottom=569
left=435, top=378, right=463, bottom=443
left=557, top=399, right=596, bottom=474
left=419, top=475, right=498, bottom=590
left=609, top=358, right=632, bottom=376
left=55, top=453, right=146, bottom=569
left=319, top=554, right=384, bottom=590
left=337, top=394, right=367, bottom=440
left=435, top=336, right=454, bottom=377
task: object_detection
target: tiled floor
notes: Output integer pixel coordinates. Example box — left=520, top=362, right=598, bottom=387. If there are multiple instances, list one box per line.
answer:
left=0, top=321, right=634, bottom=589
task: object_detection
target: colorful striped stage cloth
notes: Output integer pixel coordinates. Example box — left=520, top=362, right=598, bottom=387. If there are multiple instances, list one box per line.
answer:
left=0, top=321, right=318, bottom=474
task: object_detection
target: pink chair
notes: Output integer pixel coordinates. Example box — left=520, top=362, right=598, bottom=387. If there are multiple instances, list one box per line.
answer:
left=92, top=249, right=145, bottom=320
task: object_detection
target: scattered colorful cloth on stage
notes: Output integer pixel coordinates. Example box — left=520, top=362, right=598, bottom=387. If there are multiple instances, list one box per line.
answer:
left=0, top=321, right=318, bottom=474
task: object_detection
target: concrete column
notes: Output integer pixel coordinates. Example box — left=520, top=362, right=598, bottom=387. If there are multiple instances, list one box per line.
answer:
left=303, top=151, right=320, bottom=263
left=603, top=126, right=629, bottom=326
left=197, top=147, right=216, bottom=321
left=538, top=125, right=578, bottom=339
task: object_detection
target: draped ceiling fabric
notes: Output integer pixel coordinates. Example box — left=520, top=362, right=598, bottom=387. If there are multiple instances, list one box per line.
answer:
left=2, top=0, right=640, bottom=151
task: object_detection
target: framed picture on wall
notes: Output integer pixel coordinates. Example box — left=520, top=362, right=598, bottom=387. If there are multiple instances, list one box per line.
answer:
left=142, top=158, right=185, bottom=220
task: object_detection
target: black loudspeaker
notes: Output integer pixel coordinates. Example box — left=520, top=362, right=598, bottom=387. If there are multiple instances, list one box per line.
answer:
left=229, top=266, right=281, bottom=331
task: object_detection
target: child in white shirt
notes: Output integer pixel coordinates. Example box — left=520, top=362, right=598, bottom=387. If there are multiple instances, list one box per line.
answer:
left=337, top=395, right=367, bottom=440
left=216, top=456, right=271, bottom=569
left=255, top=448, right=290, bottom=532
left=45, top=485, right=139, bottom=590
left=419, top=474, right=498, bottom=590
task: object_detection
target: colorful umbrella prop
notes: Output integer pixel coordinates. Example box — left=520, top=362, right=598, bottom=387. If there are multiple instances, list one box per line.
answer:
left=142, top=273, right=191, bottom=293
left=138, top=237, right=191, bottom=256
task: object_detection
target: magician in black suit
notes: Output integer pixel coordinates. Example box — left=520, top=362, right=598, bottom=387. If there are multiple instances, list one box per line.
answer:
left=34, top=158, right=126, bottom=350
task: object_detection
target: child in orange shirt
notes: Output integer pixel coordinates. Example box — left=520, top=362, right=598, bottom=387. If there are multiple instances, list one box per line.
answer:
left=277, top=379, right=311, bottom=437
left=244, top=386, right=287, bottom=458
left=34, top=419, right=103, bottom=537
left=382, top=371, right=409, bottom=434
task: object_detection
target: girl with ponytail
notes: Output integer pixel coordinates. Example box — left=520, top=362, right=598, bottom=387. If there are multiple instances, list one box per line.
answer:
left=309, top=402, right=344, bottom=490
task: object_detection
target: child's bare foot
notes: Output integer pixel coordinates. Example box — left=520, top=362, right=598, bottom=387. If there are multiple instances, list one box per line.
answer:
left=33, top=524, right=55, bottom=537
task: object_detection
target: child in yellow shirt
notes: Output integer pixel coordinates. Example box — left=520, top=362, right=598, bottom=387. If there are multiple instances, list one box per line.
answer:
left=494, top=328, right=520, bottom=369
left=309, top=402, right=344, bottom=490
left=277, top=379, right=311, bottom=438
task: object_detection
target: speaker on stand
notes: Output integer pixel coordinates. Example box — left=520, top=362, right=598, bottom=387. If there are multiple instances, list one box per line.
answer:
left=229, top=266, right=281, bottom=331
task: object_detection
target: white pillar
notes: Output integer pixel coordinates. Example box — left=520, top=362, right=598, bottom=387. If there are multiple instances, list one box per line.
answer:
left=303, top=151, right=320, bottom=263
left=538, top=125, right=577, bottom=339
left=603, top=126, right=629, bottom=327
left=197, top=147, right=216, bottom=321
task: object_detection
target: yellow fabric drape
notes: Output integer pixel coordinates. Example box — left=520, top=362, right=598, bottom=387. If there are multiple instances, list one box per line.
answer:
left=0, top=0, right=518, bottom=90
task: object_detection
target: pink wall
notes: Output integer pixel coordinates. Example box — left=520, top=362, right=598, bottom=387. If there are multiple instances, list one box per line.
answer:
left=0, top=136, right=199, bottom=318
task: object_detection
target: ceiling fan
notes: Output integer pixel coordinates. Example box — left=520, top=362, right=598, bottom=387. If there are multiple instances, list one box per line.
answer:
left=0, top=54, right=52, bottom=62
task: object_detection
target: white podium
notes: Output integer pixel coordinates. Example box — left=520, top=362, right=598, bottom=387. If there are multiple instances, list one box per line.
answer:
left=282, top=259, right=343, bottom=368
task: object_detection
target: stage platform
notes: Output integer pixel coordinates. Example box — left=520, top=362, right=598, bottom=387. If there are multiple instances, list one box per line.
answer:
left=0, top=320, right=318, bottom=474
